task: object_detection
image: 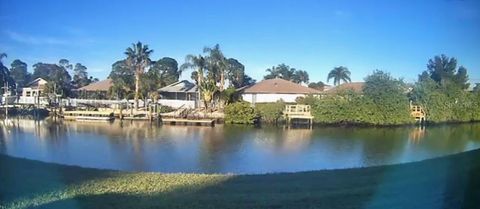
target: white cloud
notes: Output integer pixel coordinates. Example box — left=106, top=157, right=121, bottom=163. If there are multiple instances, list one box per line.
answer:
left=5, top=30, right=95, bottom=46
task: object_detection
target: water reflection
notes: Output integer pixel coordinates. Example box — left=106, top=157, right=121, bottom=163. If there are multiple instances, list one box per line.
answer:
left=1, top=119, right=479, bottom=174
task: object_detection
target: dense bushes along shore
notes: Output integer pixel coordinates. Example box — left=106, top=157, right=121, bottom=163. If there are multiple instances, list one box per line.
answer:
left=225, top=69, right=480, bottom=126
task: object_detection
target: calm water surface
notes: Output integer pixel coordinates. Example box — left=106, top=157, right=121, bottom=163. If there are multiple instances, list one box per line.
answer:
left=1, top=119, right=479, bottom=174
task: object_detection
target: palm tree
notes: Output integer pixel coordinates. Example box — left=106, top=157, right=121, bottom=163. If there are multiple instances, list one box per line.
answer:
left=125, top=42, right=153, bottom=110
left=180, top=54, right=207, bottom=87
left=327, top=66, right=351, bottom=86
left=203, top=44, right=227, bottom=91
left=200, top=80, right=218, bottom=112
left=0, top=53, right=6, bottom=61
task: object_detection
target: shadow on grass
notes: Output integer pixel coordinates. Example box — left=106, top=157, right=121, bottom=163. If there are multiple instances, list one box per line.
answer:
left=19, top=149, right=480, bottom=209
left=0, top=154, right=118, bottom=203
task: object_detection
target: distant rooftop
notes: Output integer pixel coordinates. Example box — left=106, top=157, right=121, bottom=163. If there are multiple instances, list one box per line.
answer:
left=158, top=80, right=197, bottom=93
left=243, top=78, right=321, bottom=94
left=77, top=79, right=112, bottom=91
left=324, top=82, right=365, bottom=94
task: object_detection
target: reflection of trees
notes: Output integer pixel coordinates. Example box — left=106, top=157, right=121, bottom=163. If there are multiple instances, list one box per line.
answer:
left=197, top=125, right=249, bottom=173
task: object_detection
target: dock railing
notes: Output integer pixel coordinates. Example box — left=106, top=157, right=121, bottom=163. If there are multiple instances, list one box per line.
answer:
left=284, top=104, right=314, bottom=125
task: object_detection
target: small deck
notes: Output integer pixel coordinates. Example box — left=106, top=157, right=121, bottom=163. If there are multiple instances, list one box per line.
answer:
left=410, top=104, right=426, bottom=123
left=161, top=118, right=215, bottom=126
left=284, top=105, right=314, bottom=126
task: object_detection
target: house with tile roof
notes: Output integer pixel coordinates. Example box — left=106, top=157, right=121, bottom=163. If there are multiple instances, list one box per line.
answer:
left=76, top=79, right=113, bottom=99
left=323, top=82, right=365, bottom=94
left=241, top=78, right=321, bottom=104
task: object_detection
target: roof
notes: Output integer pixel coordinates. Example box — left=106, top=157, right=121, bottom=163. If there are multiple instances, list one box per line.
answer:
left=158, top=80, right=197, bottom=93
left=77, top=79, right=112, bottom=91
left=323, top=82, right=365, bottom=94
left=243, top=78, right=321, bottom=94
left=24, top=78, right=47, bottom=88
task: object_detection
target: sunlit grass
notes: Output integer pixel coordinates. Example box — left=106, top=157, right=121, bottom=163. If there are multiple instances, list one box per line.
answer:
left=1, top=150, right=479, bottom=209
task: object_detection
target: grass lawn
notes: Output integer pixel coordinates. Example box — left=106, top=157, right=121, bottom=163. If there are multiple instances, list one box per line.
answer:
left=1, top=150, right=479, bottom=209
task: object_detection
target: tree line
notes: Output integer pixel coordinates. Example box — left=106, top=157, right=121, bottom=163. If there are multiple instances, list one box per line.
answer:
left=0, top=53, right=98, bottom=97
left=226, top=54, right=480, bottom=125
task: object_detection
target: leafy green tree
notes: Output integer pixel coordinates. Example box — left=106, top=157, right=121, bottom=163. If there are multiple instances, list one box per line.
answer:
left=327, top=66, right=351, bottom=86
left=363, top=70, right=412, bottom=124
left=151, top=57, right=180, bottom=87
left=264, top=64, right=309, bottom=84
left=424, top=54, right=469, bottom=89
left=72, top=63, right=90, bottom=88
left=0, top=53, right=15, bottom=92
left=32, top=62, right=72, bottom=96
left=124, top=42, right=153, bottom=109
left=10, top=59, right=31, bottom=88
left=226, top=58, right=255, bottom=88
left=109, top=60, right=134, bottom=99
left=308, top=81, right=325, bottom=91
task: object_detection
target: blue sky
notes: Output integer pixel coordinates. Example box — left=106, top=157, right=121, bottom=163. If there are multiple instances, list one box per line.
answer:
left=0, top=0, right=479, bottom=84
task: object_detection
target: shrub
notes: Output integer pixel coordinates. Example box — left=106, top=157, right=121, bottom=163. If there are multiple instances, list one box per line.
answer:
left=224, top=102, right=258, bottom=124
left=255, top=101, right=285, bottom=123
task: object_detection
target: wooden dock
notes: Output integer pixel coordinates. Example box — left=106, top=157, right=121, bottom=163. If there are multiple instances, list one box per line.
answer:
left=410, top=102, right=426, bottom=123
left=161, top=118, right=215, bottom=126
left=284, top=105, right=314, bottom=126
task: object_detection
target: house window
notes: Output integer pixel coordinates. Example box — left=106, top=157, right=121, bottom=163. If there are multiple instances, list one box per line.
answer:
left=26, top=91, right=31, bottom=97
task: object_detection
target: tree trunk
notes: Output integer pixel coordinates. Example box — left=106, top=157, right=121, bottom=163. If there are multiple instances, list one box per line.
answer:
left=220, top=71, right=225, bottom=91
left=135, top=70, right=140, bottom=110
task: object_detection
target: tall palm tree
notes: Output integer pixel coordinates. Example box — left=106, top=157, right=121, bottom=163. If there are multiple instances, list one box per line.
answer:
left=180, top=54, right=207, bottom=87
left=0, top=53, right=6, bottom=61
left=203, top=44, right=227, bottom=91
left=125, top=42, right=153, bottom=110
left=327, top=66, right=351, bottom=86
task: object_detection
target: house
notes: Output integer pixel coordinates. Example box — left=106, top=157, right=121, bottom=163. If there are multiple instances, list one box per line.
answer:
left=158, top=80, right=198, bottom=108
left=323, top=82, right=365, bottom=94
left=241, top=78, right=321, bottom=104
left=17, top=78, right=49, bottom=105
left=20, top=78, right=47, bottom=97
left=76, top=79, right=112, bottom=99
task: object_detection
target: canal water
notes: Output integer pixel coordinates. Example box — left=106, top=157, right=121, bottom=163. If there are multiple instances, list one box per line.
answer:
left=1, top=119, right=479, bottom=174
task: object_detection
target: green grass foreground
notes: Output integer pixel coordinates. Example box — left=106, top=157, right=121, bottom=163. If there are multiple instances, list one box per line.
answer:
left=1, top=151, right=479, bottom=209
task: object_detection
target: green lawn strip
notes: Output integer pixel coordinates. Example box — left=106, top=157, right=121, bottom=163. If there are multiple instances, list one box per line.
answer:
left=1, top=150, right=479, bottom=209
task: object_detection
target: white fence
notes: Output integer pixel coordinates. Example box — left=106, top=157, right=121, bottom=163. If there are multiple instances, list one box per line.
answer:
left=158, top=99, right=196, bottom=108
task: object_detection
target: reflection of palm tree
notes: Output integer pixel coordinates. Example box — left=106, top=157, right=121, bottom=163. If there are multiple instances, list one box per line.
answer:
left=327, top=66, right=351, bottom=86
left=125, top=42, right=153, bottom=110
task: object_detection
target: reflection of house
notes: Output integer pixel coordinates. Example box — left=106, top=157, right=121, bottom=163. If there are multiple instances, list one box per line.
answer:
left=241, top=78, right=321, bottom=104
left=158, top=80, right=198, bottom=108
left=17, top=78, right=49, bottom=105
left=76, top=79, right=112, bottom=99
left=323, top=82, right=365, bottom=94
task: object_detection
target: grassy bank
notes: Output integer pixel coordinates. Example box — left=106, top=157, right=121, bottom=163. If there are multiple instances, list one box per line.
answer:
left=1, top=150, right=480, bottom=209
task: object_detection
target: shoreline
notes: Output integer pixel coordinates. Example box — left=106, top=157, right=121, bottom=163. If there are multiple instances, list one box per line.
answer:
left=1, top=149, right=479, bottom=208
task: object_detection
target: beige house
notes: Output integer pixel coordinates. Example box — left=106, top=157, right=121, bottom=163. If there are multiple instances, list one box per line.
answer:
left=76, top=79, right=112, bottom=99
left=21, top=78, right=47, bottom=97
left=241, top=78, right=321, bottom=104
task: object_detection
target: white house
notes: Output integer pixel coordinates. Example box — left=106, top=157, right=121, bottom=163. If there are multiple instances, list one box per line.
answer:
left=158, top=80, right=198, bottom=108
left=241, top=78, right=321, bottom=104
left=17, top=78, right=49, bottom=105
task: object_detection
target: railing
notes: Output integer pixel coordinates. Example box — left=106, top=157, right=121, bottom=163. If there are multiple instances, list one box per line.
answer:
left=284, top=105, right=312, bottom=116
